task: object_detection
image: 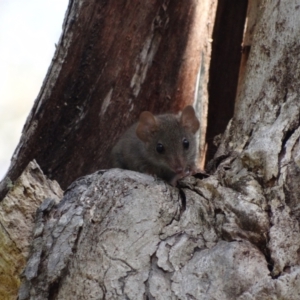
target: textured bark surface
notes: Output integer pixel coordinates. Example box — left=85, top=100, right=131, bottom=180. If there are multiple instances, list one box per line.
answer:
left=0, top=0, right=216, bottom=200
left=215, top=0, right=300, bottom=278
left=2, top=0, right=300, bottom=299
left=18, top=1, right=300, bottom=299
left=19, top=168, right=300, bottom=299
left=0, top=161, right=63, bottom=300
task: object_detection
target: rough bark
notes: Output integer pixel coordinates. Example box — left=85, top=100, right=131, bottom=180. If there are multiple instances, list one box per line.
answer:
left=18, top=167, right=300, bottom=299
left=0, top=161, right=63, bottom=300
left=17, top=0, right=300, bottom=299
left=214, top=0, right=300, bottom=279
left=0, top=0, right=216, bottom=200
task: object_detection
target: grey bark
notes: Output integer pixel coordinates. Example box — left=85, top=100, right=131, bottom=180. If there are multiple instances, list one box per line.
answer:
left=217, top=0, right=300, bottom=278
left=19, top=166, right=300, bottom=299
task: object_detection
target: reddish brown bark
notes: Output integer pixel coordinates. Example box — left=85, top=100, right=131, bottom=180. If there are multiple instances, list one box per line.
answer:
left=0, top=0, right=205, bottom=198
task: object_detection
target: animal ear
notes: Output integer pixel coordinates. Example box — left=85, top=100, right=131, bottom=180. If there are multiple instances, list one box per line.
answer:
left=180, top=105, right=200, bottom=134
left=136, top=111, right=158, bottom=142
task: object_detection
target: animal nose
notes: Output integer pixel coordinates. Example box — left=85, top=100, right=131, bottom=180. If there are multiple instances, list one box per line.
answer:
left=175, top=167, right=183, bottom=174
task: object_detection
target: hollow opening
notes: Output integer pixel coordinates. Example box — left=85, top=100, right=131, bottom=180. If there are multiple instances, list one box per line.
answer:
left=205, top=0, right=248, bottom=164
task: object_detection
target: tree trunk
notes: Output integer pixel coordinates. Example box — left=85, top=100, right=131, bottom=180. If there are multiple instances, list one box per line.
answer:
left=4, top=0, right=300, bottom=299
left=215, top=0, right=300, bottom=279
left=0, top=0, right=216, bottom=200
left=0, top=1, right=217, bottom=299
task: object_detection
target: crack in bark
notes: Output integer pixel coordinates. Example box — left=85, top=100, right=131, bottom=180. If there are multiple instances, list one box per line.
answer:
left=278, top=128, right=297, bottom=163
left=178, top=188, right=186, bottom=212
left=99, top=244, right=137, bottom=274
left=144, top=253, right=156, bottom=300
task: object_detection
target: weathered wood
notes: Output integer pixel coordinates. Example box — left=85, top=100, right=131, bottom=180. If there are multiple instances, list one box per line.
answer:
left=0, top=0, right=217, bottom=200
left=19, top=165, right=300, bottom=299
left=18, top=1, right=300, bottom=299
left=16, top=169, right=261, bottom=299
left=2, top=0, right=300, bottom=299
left=0, top=161, right=63, bottom=299
left=235, top=0, right=262, bottom=112
left=216, top=0, right=300, bottom=278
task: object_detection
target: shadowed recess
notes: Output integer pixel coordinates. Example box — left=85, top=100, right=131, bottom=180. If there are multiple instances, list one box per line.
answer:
left=205, top=0, right=248, bottom=163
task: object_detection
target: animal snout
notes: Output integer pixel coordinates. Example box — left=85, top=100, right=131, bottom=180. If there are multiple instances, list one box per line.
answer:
left=175, top=167, right=184, bottom=174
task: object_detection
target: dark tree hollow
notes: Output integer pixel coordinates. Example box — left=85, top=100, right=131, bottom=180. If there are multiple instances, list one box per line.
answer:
left=205, top=0, right=248, bottom=163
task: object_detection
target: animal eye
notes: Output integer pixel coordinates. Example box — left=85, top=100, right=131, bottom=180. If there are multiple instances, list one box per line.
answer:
left=156, top=143, right=165, bottom=154
left=182, top=138, right=189, bottom=149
